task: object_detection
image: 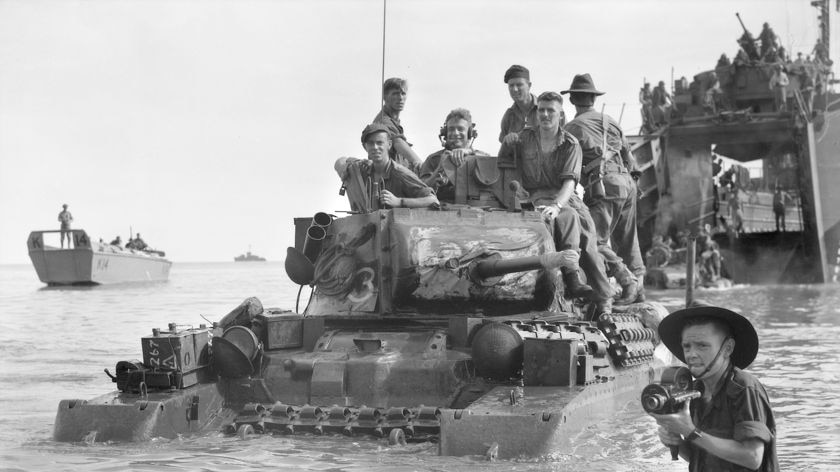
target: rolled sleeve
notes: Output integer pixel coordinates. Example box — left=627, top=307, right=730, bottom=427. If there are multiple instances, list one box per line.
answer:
left=734, top=420, right=773, bottom=443
left=391, top=164, right=433, bottom=198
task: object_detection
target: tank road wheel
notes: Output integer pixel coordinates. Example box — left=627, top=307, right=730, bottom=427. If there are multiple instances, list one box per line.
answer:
left=237, top=424, right=255, bottom=440
left=388, top=428, right=406, bottom=446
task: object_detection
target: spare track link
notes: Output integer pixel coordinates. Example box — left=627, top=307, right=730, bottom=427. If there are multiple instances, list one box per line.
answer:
left=224, top=402, right=442, bottom=441
left=597, top=313, right=657, bottom=367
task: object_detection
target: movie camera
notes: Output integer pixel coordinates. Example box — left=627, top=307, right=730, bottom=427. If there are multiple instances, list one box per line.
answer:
left=641, top=366, right=702, bottom=460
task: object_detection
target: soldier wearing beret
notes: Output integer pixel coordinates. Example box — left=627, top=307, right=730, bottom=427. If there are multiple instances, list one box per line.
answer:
left=499, top=65, right=565, bottom=150
left=335, top=124, right=438, bottom=210
left=650, top=304, right=778, bottom=471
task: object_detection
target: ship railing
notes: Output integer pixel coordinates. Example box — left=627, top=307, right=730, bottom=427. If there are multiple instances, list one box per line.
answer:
left=27, top=229, right=91, bottom=251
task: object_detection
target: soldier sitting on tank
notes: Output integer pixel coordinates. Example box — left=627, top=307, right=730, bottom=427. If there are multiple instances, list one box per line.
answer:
left=498, top=91, right=613, bottom=317
left=335, top=123, right=439, bottom=210
left=110, top=235, right=122, bottom=248
left=419, top=108, right=490, bottom=204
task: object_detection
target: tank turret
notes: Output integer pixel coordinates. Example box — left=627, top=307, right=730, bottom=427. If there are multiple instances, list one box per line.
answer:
left=288, top=207, right=572, bottom=319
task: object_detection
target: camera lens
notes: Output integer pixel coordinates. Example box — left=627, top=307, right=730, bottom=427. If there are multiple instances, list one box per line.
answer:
left=643, top=394, right=666, bottom=412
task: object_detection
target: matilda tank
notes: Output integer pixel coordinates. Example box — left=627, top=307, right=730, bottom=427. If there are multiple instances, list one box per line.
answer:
left=54, top=155, right=665, bottom=459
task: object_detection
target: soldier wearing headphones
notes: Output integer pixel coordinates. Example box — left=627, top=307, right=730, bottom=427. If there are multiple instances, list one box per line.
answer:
left=419, top=108, right=489, bottom=203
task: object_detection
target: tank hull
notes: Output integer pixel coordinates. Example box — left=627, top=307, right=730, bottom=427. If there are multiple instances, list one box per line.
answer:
left=439, top=365, right=655, bottom=458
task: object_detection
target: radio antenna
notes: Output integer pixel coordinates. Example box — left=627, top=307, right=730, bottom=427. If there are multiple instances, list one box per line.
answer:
left=380, top=0, right=387, bottom=109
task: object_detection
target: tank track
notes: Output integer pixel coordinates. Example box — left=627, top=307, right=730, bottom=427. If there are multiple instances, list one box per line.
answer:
left=597, top=313, right=657, bottom=367
left=224, top=402, right=441, bottom=442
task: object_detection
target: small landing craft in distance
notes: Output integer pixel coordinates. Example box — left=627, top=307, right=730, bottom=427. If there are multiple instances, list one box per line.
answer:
left=27, top=229, right=171, bottom=285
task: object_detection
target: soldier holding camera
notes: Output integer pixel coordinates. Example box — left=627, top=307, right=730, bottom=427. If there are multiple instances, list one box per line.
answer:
left=648, top=304, right=779, bottom=471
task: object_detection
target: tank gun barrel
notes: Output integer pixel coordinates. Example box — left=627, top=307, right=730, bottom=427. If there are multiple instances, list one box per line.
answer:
left=472, top=253, right=564, bottom=280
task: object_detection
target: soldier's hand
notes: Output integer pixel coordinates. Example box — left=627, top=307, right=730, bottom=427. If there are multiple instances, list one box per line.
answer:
left=502, top=132, right=520, bottom=145
left=658, top=425, right=683, bottom=447
left=540, top=204, right=561, bottom=223
left=651, top=400, right=695, bottom=437
left=380, top=190, right=401, bottom=208
left=447, top=149, right=469, bottom=167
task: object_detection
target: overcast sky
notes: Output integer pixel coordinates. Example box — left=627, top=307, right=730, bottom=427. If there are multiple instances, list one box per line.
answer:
left=0, top=0, right=833, bottom=264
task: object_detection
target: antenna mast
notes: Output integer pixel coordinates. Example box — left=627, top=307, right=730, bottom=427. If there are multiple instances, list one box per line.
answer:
left=380, top=0, right=386, bottom=107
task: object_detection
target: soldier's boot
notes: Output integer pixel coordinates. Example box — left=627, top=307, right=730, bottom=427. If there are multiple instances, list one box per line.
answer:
left=587, top=297, right=613, bottom=321
left=634, top=283, right=646, bottom=303
left=614, top=264, right=640, bottom=306
left=561, top=267, right=596, bottom=300
left=557, top=249, right=597, bottom=300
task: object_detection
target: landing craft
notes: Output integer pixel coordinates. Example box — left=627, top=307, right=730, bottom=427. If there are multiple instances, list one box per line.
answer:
left=634, top=0, right=840, bottom=285
left=27, top=229, right=171, bottom=285
left=54, top=159, right=668, bottom=459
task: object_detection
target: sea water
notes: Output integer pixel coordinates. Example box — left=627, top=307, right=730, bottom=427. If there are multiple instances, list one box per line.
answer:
left=0, top=262, right=837, bottom=471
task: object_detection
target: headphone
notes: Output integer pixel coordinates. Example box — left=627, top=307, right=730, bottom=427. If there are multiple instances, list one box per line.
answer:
left=439, top=121, right=478, bottom=146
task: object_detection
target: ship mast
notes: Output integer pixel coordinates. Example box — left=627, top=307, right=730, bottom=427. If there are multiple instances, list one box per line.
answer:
left=812, top=0, right=832, bottom=59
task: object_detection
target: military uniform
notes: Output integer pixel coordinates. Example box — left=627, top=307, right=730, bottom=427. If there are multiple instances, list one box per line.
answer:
left=564, top=109, right=645, bottom=281
left=419, top=148, right=489, bottom=204
left=499, top=127, right=612, bottom=303
left=341, top=157, right=432, bottom=201
left=373, top=109, right=419, bottom=174
left=687, top=367, right=779, bottom=472
left=498, top=93, right=539, bottom=143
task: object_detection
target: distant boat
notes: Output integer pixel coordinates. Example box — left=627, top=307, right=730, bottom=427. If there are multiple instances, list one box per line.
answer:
left=234, top=247, right=266, bottom=262
left=27, top=229, right=171, bottom=285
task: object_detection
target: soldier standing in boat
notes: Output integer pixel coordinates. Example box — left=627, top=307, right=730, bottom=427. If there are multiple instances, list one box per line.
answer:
left=499, top=91, right=614, bottom=317
left=334, top=124, right=439, bottom=209
left=728, top=187, right=744, bottom=235
left=769, top=65, right=789, bottom=112
left=372, top=78, right=423, bottom=174
left=420, top=108, right=489, bottom=203
left=562, top=74, right=645, bottom=305
left=772, top=186, right=790, bottom=232
left=132, top=233, right=147, bottom=250
left=758, top=22, right=779, bottom=59
left=650, top=304, right=779, bottom=471
left=639, top=82, right=655, bottom=133
left=651, top=80, right=672, bottom=126
left=57, top=203, right=73, bottom=248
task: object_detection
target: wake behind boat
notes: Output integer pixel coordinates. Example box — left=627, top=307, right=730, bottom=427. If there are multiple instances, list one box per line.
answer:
left=27, top=229, right=171, bottom=285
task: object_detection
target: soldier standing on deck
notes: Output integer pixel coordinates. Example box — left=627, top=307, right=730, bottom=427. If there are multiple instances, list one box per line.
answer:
left=562, top=74, right=645, bottom=305
left=58, top=203, right=73, bottom=249
left=758, top=22, right=779, bottom=59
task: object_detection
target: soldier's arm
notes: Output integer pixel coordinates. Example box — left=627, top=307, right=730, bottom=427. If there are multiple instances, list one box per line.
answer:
left=392, top=137, right=422, bottom=169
